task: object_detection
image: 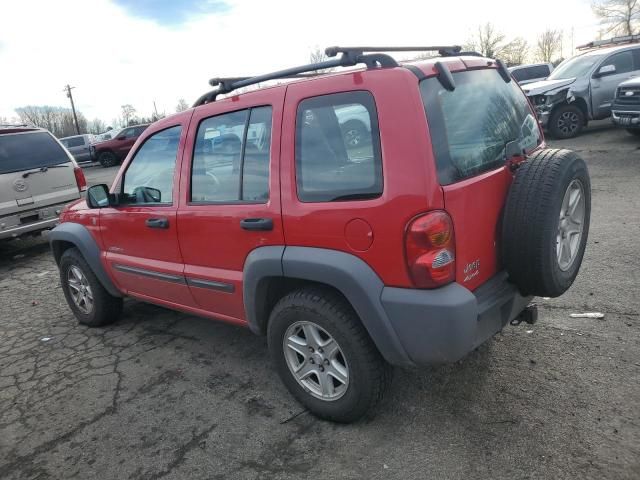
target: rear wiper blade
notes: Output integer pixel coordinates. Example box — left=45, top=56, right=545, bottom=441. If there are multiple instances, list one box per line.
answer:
left=22, top=164, right=68, bottom=178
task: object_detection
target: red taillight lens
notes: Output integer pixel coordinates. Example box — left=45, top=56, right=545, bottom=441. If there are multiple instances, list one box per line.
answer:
left=405, top=211, right=456, bottom=288
left=74, top=167, right=87, bottom=192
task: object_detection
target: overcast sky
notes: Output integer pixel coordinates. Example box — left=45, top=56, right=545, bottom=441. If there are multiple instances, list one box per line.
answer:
left=0, top=0, right=599, bottom=127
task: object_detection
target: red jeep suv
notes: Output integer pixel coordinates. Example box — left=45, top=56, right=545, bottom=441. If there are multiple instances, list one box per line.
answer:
left=50, top=46, right=591, bottom=422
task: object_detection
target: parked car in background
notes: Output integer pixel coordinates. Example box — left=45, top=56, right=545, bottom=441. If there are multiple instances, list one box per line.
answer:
left=59, top=134, right=96, bottom=164
left=509, top=63, right=553, bottom=85
left=611, top=76, right=640, bottom=135
left=522, top=35, right=640, bottom=139
left=0, top=125, right=86, bottom=240
left=91, top=124, right=149, bottom=167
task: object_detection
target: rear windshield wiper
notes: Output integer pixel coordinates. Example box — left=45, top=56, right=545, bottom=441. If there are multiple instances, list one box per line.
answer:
left=22, top=164, right=68, bottom=178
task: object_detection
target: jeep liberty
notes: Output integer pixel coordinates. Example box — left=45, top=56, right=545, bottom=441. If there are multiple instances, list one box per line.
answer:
left=50, top=46, right=591, bottom=422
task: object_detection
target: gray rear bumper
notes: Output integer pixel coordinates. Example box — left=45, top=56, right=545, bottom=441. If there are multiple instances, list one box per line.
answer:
left=381, top=273, right=532, bottom=365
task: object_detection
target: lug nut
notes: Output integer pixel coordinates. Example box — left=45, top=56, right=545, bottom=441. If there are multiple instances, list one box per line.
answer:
left=308, top=346, right=314, bottom=352
left=309, top=358, right=315, bottom=364
left=324, top=359, right=329, bottom=365
left=318, top=347, right=324, bottom=354
left=319, top=366, right=325, bottom=372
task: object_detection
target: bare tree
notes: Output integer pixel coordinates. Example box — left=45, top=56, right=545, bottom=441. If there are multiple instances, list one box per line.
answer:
left=592, top=0, right=640, bottom=35
left=176, top=98, right=189, bottom=112
left=121, top=104, right=136, bottom=127
left=501, top=37, right=529, bottom=66
left=536, top=29, right=563, bottom=63
left=14, top=106, right=88, bottom=137
left=87, top=118, right=106, bottom=134
left=466, top=23, right=506, bottom=58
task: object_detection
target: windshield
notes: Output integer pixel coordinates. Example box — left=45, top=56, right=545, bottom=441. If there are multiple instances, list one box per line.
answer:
left=548, top=54, right=603, bottom=80
left=0, top=131, right=70, bottom=174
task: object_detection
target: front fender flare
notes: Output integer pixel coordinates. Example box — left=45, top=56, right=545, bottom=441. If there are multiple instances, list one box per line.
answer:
left=49, top=222, right=122, bottom=297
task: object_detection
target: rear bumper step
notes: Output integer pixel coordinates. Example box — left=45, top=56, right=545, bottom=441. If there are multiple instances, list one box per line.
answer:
left=380, top=272, right=532, bottom=365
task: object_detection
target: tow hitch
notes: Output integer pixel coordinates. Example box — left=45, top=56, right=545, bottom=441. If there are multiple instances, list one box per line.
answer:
left=510, top=303, right=538, bottom=326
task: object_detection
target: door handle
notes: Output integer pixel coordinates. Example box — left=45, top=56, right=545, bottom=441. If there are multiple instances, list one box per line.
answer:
left=145, top=217, right=169, bottom=229
left=240, top=218, right=273, bottom=231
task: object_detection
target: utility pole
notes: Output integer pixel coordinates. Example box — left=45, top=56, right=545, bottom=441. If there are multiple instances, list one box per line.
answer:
left=63, top=84, right=80, bottom=135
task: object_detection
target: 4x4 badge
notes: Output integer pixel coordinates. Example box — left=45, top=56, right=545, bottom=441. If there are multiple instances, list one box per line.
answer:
left=13, top=179, right=27, bottom=192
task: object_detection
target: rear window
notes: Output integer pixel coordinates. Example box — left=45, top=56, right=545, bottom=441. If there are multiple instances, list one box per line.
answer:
left=0, top=131, right=70, bottom=175
left=420, top=68, right=541, bottom=185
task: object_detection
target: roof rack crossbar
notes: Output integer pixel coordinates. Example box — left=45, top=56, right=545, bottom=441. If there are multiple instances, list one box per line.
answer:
left=325, top=45, right=462, bottom=57
left=193, top=51, right=399, bottom=106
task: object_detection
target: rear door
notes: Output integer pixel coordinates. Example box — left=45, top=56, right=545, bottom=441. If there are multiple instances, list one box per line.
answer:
left=0, top=131, right=79, bottom=216
left=176, top=88, right=285, bottom=323
left=420, top=67, right=543, bottom=290
left=100, top=117, right=195, bottom=306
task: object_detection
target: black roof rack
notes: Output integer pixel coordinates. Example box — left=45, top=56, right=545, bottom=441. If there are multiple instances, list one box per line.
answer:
left=193, top=45, right=472, bottom=106
left=577, top=34, right=640, bottom=51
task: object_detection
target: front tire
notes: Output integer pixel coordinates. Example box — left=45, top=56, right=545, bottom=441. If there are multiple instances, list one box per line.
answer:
left=268, top=287, right=391, bottom=423
left=59, top=248, right=122, bottom=327
left=98, top=151, right=118, bottom=168
left=549, top=104, right=584, bottom=139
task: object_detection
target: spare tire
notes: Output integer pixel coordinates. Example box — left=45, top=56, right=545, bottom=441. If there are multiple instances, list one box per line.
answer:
left=502, top=149, right=591, bottom=297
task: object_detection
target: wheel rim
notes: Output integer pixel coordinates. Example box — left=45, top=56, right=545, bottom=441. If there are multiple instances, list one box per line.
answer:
left=344, top=129, right=362, bottom=147
left=557, top=111, right=580, bottom=135
left=557, top=179, right=586, bottom=271
left=283, top=321, right=349, bottom=401
left=67, top=265, right=94, bottom=314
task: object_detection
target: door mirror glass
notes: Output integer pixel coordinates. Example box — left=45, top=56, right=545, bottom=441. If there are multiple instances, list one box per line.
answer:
left=86, top=184, right=111, bottom=208
left=596, top=64, right=616, bottom=77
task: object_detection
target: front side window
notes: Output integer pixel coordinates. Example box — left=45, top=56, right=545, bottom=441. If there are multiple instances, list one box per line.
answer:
left=421, top=68, right=542, bottom=185
left=122, top=125, right=181, bottom=204
left=603, top=50, right=634, bottom=75
left=191, top=106, right=272, bottom=203
left=295, top=91, right=382, bottom=202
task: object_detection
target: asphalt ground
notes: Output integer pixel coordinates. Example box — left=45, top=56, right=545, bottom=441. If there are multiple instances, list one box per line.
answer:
left=0, top=121, right=638, bottom=479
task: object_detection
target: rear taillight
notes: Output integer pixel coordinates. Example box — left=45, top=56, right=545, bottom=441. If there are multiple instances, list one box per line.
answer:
left=405, top=211, right=456, bottom=288
left=74, top=167, right=87, bottom=192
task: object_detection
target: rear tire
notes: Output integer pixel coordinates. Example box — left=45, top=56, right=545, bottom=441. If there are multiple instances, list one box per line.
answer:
left=502, top=149, right=591, bottom=297
left=549, top=104, right=584, bottom=139
left=59, top=248, right=122, bottom=327
left=268, top=287, right=392, bottom=423
left=341, top=120, right=368, bottom=148
left=626, top=129, right=640, bottom=137
left=98, top=151, right=118, bottom=168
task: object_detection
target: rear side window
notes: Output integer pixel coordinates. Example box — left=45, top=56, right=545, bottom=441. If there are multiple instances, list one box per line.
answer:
left=295, top=91, right=382, bottom=202
left=0, top=131, right=70, bottom=174
left=421, top=69, right=541, bottom=185
left=65, top=136, right=85, bottom=148
left=191, top=106, right=272, bottom=203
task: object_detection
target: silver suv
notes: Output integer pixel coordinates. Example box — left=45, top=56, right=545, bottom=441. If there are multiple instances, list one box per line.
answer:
left=0, top=126, right=86, bottom=240
left=523, top=36, right=640, bottom=138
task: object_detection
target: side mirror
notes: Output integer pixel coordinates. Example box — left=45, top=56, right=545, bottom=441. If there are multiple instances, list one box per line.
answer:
left=86, top=184, right=113, bottom=208
left=595, top=64, right=616, bottom=77
left=116, top=135, right=126, bottom=140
